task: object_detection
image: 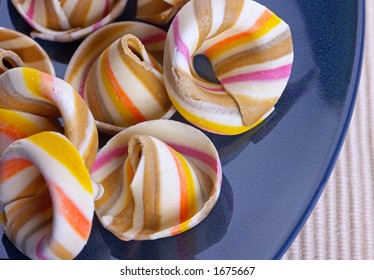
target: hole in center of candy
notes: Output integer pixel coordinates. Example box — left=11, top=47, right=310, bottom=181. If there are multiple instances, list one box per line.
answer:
left=2, top=57, right=17, bottom=69
left=193, top=54, right=220, bottom=84
left=129, top=46, right=144, bottom=62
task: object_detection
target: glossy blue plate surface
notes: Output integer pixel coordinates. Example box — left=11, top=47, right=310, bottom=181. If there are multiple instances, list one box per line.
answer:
left=0, top=0, right=365, bottom=259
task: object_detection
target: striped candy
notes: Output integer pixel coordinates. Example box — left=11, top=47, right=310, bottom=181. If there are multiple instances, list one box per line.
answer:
left=92, top=120, right=221, bottom=240
left=136, top=0, right=189, bottom=24
left=164, top=0, right=294, bottom=135
left=0, top=67, right=98, bottom=169
left=11, top=0, right=128, bottom=42
left=65, top=22, right=175, bottom=134
left=0, top=132, right=96, bottom=260
left=0, top=109, right=61, bottom=156
left=0, top=27, right=54, bottom=75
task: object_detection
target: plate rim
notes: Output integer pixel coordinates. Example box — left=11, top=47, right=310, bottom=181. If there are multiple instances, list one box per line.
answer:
left=274, top=0, right=366, bottom=259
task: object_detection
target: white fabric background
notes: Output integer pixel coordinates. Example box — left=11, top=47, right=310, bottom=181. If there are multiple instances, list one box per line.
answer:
left=283, top=2, right=372, bottom=259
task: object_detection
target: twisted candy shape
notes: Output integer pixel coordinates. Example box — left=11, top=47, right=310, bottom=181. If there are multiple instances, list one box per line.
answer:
left=65, top=22, right=174, bottom=134
left=92, top=120, right=221, bottom=240
left=11, top=0, right=128, bottom=42
left=136, top=0, right=189, bottom=24
left=0, top=132, right=97, bottom=260
left=0, top=67, right=98, bottom=169
left=0, top=27, right=54, bottom=75
left=164, top=0, right=293, bottom=135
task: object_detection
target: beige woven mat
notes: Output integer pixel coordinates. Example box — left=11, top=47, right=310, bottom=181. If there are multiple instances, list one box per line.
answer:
left=283, top=2, right=372, bottom=260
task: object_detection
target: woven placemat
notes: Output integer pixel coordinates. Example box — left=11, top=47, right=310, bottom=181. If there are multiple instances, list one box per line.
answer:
left=283, top=2, right=372, bottom=260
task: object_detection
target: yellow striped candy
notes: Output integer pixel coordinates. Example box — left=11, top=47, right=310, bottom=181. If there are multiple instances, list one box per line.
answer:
left=0, top=67, right=98, bottom=169
left=0, top=132, right=95, bottom=260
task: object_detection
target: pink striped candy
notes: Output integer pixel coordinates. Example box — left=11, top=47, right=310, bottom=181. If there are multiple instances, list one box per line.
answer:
left=164, top=0, right=294, bottom=135
left=11, top=0, right=128, bottom=42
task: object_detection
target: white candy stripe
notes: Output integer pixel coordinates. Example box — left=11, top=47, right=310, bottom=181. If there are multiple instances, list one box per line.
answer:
left=207, top=0, right=226, bottom=38
left=95, top=52, right=125, bottom=125
left=108, top=44, right=165, bottom=120
left=0, top=37, right=35, bottom=49
left=0, top=165, right=42, bottom=206
left=51, top=215, right=86, bottom=254
left=157, top=138, right=182, bottom=230
left=123, top=156, right=145, bottom=238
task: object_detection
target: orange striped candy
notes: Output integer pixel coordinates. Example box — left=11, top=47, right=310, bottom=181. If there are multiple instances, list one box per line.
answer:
left=0, top=132, right=96, bottom=260
left=65, top=22, right=175, bottom=134
left=92, top=120, right=222, bottom=240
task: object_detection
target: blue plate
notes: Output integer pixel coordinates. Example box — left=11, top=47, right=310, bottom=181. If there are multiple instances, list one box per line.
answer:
left=0, top=0, right=365, bottom=259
